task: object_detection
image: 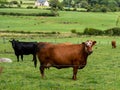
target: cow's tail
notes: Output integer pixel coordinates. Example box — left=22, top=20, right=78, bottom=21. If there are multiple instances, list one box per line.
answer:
left=34, top=43, right=38, bottom=68
left=34, top=42, right=49, bottom=68
left=34, top=43, right=43, bottom=68
left=34, top=55, right=37, bottom=68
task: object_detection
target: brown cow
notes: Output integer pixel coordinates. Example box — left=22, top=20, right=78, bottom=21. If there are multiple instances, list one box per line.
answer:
left=111, top=40, right=116, bottom=48
left=37, top=40, right=96, bottom=80
left=35, top=42, right=72, bottom=67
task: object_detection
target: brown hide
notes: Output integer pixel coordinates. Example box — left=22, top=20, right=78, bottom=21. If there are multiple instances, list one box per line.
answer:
left=37, top=40, right=96, bottom=80
left=111, top=40, right=116, bottom=48
left=58, top=42, right=72, bottom=45
left=37, top=42, right=72, bottom=52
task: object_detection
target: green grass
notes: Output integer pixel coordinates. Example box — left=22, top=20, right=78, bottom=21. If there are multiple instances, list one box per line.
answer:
left=0, top=8, right=120, bottom=89
left=0, top=8, right=51, bottom=14
left=0, top=8, right=120, bottom=32
left=0, top=36, right=120, bottom=90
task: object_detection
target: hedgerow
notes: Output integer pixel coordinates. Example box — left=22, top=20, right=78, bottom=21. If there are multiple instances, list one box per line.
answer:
left=83, top=27, right=120, bottom=36
left=1, top=27, right=120, bottom=37
left=104, top=27, right=120, bottom=36
left=83, top=28, right=103, bottom=35
left=0, top=12, right=57, bottom=16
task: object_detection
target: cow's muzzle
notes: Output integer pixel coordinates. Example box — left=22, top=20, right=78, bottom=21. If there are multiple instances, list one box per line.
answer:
left=88, top=51, right=93, bottom=55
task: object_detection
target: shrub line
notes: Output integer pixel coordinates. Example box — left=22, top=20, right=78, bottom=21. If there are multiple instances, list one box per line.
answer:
left=0, top=12, right=56, bottom=16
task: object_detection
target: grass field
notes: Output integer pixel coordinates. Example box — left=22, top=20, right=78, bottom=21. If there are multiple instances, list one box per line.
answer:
left=0, top=8, right=120, bottom=33
left=0, top=36, right=120, bottom=90
left=0, top=8, right=120, bottom=90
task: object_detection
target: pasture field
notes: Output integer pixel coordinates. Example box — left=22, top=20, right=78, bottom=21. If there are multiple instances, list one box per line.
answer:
left=0, top=8, right=120, bottom=32
left=0, top=36, right=120, bottom=90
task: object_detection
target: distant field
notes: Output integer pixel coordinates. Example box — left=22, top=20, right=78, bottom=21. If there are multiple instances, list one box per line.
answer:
left=0, top=36, right=120, bottom=90
left=0, top=8, right=120, bottom=33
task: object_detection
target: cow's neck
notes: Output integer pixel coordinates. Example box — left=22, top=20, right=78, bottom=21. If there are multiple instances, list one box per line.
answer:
left=81, top=43, right=89, bottom=61
left=78, top=44, right=89, bottom=69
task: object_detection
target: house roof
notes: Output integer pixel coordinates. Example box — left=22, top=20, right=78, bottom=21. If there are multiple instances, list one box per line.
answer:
left=37, top=0, right=47, bottom=3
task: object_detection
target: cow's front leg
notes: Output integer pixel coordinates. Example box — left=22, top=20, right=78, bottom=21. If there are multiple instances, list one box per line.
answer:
left=72, top=66, right=78, bottom=80
left=17, top=55, right=19, bottom=62
left=40, top=65, right=45, bottom=78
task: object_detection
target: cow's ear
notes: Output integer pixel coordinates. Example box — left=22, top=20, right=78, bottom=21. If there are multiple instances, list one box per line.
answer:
left=82, top=42, right=85, bottom=44
left=93, top=41, right=97, bottom=45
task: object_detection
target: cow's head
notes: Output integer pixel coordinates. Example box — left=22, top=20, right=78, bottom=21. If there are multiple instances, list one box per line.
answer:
left=9, top=39, right=19, bottom=48
left=83, top=40, right=96, bottom=55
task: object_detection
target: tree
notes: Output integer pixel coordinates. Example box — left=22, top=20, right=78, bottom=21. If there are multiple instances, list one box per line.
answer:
left=0, top=0, right=8, bottom=7
left=115, top=0, right=120, bottom=7
left=49, top=0, right=63, bottom=9
left=49, top=0, right=60, bottom=16
left=0, top=0, right=7, bottom=4
left=80, top=0, right=89, bottom=8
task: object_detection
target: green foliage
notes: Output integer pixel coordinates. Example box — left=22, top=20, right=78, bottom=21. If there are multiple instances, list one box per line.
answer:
left=50, top=0, right=62, bottom=9
left=104, top=27, right=120, bottom=36
left=10, top=1, right=19, bottom=4
left=71, top=29, right=77, bottom=33
left=0, top=0, right=7, bottom=4
left=61, top=0, right=120, bottom=12
left=83, top=27, right=120, bottom=36
left=51, top=9, right=59, bottom=16
left=0, top=11, right=56, bottom=16
left=26, top=6, right=33, bottom=9
left=83, top=28, right=103, bottom=35
left=0, top=0, right=8, bottom=8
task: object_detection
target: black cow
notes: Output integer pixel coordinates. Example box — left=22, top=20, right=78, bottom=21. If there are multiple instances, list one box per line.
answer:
left=10, top=39, right=37, bottom=67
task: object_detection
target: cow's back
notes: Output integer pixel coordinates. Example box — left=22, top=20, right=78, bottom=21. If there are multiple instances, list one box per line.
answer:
left=38, top=44, right=84, bottom=66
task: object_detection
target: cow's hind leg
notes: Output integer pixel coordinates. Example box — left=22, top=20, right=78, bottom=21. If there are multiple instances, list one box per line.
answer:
left=32, top=55, right=34, bottom=62
left=40, top=65, right=45, bottom=78
left=33, top=55, right=37, bottom=68
left=21, top=55, right=23, bottom=61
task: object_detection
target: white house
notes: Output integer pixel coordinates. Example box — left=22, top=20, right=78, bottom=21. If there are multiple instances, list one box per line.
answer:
left=35, top=0, right=49, bottom=7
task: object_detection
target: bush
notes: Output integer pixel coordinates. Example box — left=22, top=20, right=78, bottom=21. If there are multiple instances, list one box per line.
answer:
left=83, top=28, right=103, bottom=35
left=101, top=6, right=108, bottom=12
left=104, top=27, right=120, bottom=36
left=71, top=29, right=76, bottom=33
left=0, top=4, right=6, bottom=8
left=17, top=4, right=21, bottom=8
left=51, top=31, right=60, bottom=34
left=34, top=6, right=38, bottom=9
left=51, top=9, right=59, bottom=16
left=0, top=12, right=56, bottom=16
left=76, top=32, right=82, bottom=35
left=27, top=6, right=33, bottom=9
left=10, top=1, right=19, bottom=4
